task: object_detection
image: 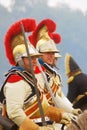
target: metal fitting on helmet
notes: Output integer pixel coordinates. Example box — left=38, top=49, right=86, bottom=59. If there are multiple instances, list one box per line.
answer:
left=13, top=42, right=42, bottom=63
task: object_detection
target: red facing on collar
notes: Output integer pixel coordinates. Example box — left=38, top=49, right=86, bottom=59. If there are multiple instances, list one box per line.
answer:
left=7, top=74, right=23, bottom=83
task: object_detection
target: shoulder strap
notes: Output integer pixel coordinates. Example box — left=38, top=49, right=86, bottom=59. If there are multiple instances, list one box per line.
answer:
left=0, top=70, right=36, bottom=103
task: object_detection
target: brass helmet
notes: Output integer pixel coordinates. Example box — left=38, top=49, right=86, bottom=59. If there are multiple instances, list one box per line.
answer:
left=29, top=18, right=62, bottom=53
left=4, top=18, right=41, bottom=66
left=13, top=42, right=42, bottom=63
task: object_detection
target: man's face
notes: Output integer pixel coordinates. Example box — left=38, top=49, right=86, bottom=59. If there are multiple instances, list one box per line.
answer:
left=41, top=52, right=55, bottom=65
left=23, top=56, right=37, bottom=71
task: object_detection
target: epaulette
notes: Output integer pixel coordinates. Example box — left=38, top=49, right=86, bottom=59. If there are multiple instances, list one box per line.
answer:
left=8, top=70, right=35, bottom=89
left=0, top=69, right=36, bottom=103
left=7, top=74, right=23, bottom=83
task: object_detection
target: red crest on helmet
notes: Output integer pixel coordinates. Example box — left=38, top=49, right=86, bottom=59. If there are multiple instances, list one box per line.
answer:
left=29, top=18, right=62, bottom=47
left=4, top=18, right=36, bottom=65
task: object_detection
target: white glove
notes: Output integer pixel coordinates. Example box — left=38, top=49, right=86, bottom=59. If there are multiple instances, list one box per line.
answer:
left=61, top=112, right=75, bottom=126
left=39, top=125, right=54, bottom=130
left=62, top=112, right=72, bottom=120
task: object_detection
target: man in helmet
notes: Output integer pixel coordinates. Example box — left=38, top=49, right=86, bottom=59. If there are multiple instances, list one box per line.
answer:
left=29, top=18, right=82, bottom=117
left=0, top=18, right=74, bottom=130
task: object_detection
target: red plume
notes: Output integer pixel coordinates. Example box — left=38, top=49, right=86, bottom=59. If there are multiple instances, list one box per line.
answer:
left=4, top=18, right=36, bottom=65
left=29, top=19, right=56, bottom=47
left=49, top=33, right=62, bottom=44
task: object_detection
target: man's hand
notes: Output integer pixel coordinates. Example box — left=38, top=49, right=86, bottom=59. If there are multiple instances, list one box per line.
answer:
left=61, top=112, right=72, bottom=126
left=61, top=112, right=78, bottom=126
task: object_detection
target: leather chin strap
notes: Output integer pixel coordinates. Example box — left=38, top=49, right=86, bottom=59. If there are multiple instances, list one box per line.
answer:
left=17, top=59, right=26, bottom=70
